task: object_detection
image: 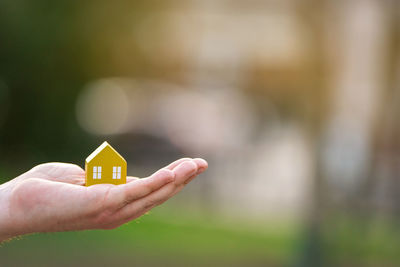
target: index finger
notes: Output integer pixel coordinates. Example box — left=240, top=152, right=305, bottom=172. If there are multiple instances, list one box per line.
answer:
left=107, top=168, right=175, bottom=209
left=164, top=158, right=192, bottom=170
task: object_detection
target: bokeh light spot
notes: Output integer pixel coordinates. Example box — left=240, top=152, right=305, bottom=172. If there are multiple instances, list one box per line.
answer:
left=76, top=79, right=130, bottom=135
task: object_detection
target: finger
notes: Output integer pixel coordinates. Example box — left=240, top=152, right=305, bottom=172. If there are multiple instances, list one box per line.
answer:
left=164, top=158, right=192, bottom=170
left=164, top=158, right=206, bottom=190
left=182, top=158, right=207, bottom=185
left=107, top=169, right=175, bottom=209
left=125, top=158, right=202, bottom=183
left=126, top=176, right=139, bottom=183
left=192, top=158, right=208, bottom=174
left=171, top=173, right=198, bottom=198
left=114, top=177, right=177, bottom=222
left=141, top=161, right=198, bottom=206
left=169, top=159, right=207, bottom=197
left=68, top=177, right=85, bottom=186
left=125, top=158, right=192, bottom=183
left=100, top=159, right=207, bottom=228
left=111, top=160, right=198, bottom=223
left=27, top=163, right=85, bottom=185
left=172, top=160, right=198, bottom=185
left=166, top=160, right=199, bottom=196
left=124, top=172, right=198, bottom=224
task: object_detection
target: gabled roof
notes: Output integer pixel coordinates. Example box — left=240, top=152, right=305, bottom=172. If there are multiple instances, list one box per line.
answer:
left=85, top=141, right=125, bottom=163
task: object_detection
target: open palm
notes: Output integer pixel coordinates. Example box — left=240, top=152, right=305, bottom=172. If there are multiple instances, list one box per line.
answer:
left=0, top=158, right=207, bottom=241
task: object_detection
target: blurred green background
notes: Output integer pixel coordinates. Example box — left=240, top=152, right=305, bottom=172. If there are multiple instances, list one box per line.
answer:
left=1, top=0, right=400, bottom=266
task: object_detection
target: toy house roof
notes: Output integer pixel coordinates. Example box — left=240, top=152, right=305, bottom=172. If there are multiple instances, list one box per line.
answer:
left=85, top=141, right=125, bottom=163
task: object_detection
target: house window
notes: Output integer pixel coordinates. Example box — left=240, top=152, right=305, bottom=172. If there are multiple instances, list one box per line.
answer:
left=93, top=166, right=102, bottom=179
left=113, top=166, right=121, bottom=179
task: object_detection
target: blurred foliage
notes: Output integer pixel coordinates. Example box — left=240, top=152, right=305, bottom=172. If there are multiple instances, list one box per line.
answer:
left=0, top=208, right=300, bottom=267
left=2, top=209, right=400, bottom=267
left=0, top=0, right=164, bottom=169
left=1, top=0, right=400, bottom=266
left=323, top=216, right=400, bottom=267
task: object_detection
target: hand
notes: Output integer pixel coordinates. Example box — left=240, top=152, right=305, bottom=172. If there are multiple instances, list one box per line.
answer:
left=0, top=158, right=207, bottom=242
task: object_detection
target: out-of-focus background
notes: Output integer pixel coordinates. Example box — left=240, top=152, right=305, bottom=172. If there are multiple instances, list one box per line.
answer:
left=1, top=0, right=400, bottom=266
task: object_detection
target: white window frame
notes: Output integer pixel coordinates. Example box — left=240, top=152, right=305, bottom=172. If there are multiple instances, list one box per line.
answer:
left=113, top=166, right=121, bottom=179
left=93, top=166, right=102, bottom=179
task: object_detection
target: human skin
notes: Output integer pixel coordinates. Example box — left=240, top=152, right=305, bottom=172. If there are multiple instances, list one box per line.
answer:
left=0, top=158, right=207, bottom=242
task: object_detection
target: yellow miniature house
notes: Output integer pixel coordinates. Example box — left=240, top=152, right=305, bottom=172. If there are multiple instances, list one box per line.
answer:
left=85, top=141, right=127, bottom=186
